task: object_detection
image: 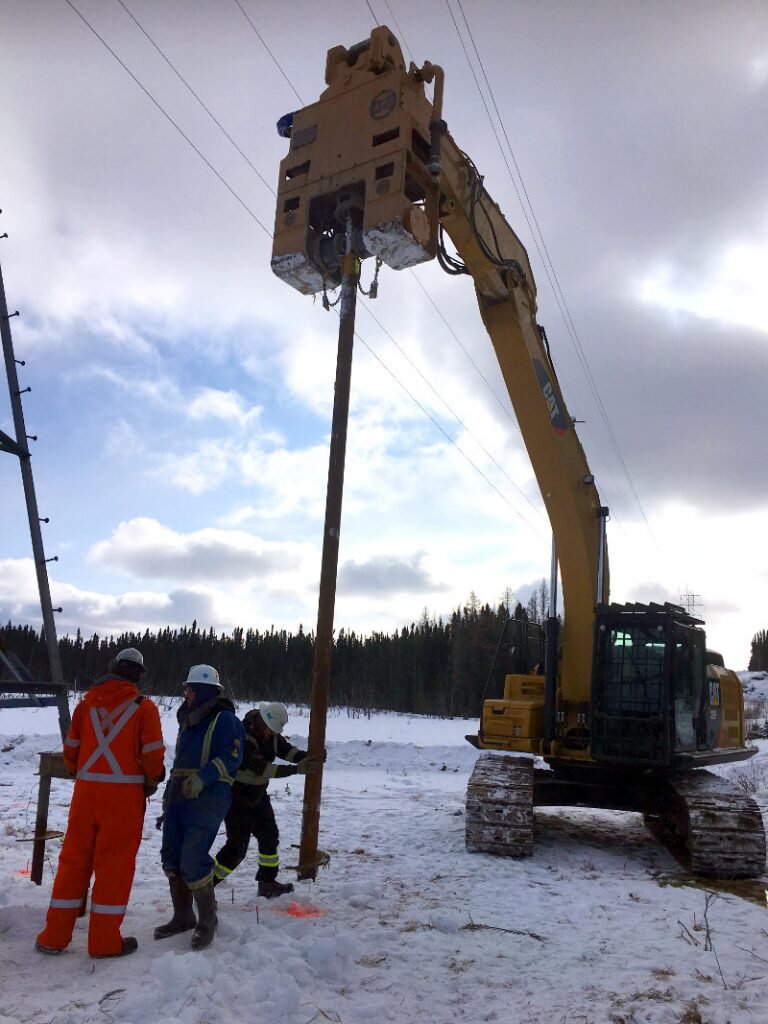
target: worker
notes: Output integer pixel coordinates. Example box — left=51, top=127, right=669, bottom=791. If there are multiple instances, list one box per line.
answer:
left=35, top=647, right=165, bottom=958
left=213, top=702, right=320, bottom=898
left=155, top=665, right=244, bottom=950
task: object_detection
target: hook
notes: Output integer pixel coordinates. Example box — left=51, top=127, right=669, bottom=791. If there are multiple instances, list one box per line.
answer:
left=15, top=359, right=25, bottom=366
left=3, top=310, right=19, bottom=319
left=39, top=516, right=49, bottom=523
left=53, top=607, right=63, bottom=614
left=15, top=386, right=31, bottom=396
left=27, top=434, right=38, bottom=442
left=0, top=233, right=7, bottom=240
left=44, top=555, right=59, bottom=563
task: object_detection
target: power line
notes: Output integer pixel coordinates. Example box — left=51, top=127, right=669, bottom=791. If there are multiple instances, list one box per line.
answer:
left=231, top=0, right=305, bottom=106
left=410, top=270, right=518, bottom=429
left=59, top=0, right=554, bottom=540
left=350, top=315, right=547, bottom=539
left=451, top=0, right=657, bottom=546
left=222, top=1, right=542, bottom=528
left=359, top=293, right=545, bottom=522
left=115, top=0, right=275, bottom=197
left=364, top=0, right=380, bottom=29
left=62, top=0, right=272, bottom=237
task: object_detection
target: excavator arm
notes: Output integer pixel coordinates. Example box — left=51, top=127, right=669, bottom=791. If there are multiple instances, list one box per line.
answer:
left=271, top=26, right=766, bottom=878
left=437, top=133, right=608, bottom=706
left=271, top=26, right=607, bottom=708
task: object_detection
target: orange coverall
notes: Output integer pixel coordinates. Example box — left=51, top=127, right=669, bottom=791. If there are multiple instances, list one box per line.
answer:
left=36, top=677, right=165, bottom=956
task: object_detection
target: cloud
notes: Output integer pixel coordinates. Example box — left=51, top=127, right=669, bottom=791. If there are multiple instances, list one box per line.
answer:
left=338, top=553, right=448, bottom=597
left=87, top=517, right=311, bottom=583
left=638, top=233, right=768, bottom=336
left=0, top=558, right=176, bottom=634
left=186, top=388, right=263, bottom=427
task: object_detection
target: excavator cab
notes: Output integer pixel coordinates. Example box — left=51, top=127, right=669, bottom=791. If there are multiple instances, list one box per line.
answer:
left=591, top=603, right=709, bottom=767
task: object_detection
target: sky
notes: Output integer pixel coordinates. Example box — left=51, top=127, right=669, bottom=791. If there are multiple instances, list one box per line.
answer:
left=1, top=0, right=767, bottom=669
left=2, top=698, right=768, bottom=1023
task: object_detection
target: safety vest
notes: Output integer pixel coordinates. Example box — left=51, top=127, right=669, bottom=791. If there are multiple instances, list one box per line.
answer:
left=72, top=696, right=156, bottom=784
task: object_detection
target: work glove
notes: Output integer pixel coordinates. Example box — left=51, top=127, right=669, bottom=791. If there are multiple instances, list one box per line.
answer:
left=182, top=772, right=204, bottom=799
left=155, top=814, right=165, bottom=831
left=144, top=778, right=159, bottom=798
left=295, top=756, right=320, bottom=776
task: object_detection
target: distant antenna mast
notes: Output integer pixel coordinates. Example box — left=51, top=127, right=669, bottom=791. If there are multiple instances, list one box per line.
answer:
left=0, top=220, right=70, bottom=741
left=679, top=586, right=702, bottom=618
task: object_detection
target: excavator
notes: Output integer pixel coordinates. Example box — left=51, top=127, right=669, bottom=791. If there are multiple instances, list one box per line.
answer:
left=270, top=27, right=766, bottom=878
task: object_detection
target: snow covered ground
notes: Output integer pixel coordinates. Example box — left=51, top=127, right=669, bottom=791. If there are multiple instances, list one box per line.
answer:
left=2, top=698, right=768, bottom=1024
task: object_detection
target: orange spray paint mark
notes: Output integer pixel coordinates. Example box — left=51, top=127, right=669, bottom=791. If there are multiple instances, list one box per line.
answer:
left=269, top=901, right=327, bottom=919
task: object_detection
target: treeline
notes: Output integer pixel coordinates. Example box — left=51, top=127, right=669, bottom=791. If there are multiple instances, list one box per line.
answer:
left=1, top=589, right=547, bottom=719
left=749, top=630, right=768, bottom=672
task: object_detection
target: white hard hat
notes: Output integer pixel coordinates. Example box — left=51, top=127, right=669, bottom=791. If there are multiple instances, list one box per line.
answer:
left=183, top=664, right=222, bottom=689
left=259, top=701, right=288, bottom=734
left=116, top=648, right=145, bottom=670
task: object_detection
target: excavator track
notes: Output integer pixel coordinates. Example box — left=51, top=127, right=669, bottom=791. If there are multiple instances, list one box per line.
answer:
left=465, top=752, right=534, bottom=857
left=647, top=770, right=766, bottom=878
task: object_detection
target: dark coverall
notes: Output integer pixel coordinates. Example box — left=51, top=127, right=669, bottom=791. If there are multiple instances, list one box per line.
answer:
left=160, top=695, right=244, bottom=888
left=213, top=709, right=308, bottom=883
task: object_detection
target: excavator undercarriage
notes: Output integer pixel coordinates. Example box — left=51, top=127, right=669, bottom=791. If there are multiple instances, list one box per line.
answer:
left=466, top=753, right=766, bottom=878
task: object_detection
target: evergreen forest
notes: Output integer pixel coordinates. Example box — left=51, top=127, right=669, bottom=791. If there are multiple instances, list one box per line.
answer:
left=749, top=630, right=768, bottom=673
left=1, top=589, right=549, bottom=719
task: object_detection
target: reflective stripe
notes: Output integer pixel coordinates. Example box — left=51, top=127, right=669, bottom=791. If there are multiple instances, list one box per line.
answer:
left=235, top=767, right=269, bottom=786
left=75, top=773, right=145, bottom=784
left=91, top=902, right=128, bottom=915
left=212, top=757, right=234, bottom=784
left=285, top=746, right=301, bottom=763
left=77, top=698, right=142, bottom=783
left=200, top=714, right=221, bottom=767
left=142, top=739, right=164, bottom=753
left=213, top=858, right=233, bottom=879
left=64, top=737, right=80, bottom=748
left=187, top=870, right=215, bottom=891
left=258, top=852, right=279, bottom=867
left=50, top=896, right=85, bottom=909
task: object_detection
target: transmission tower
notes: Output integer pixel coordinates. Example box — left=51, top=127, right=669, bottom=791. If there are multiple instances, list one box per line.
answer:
left=0, top=220, right=70, bottom=741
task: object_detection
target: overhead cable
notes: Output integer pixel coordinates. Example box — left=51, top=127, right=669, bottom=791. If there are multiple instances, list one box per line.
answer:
left=62, top=0, right=272, bottom=237
left=451, top=0, right=655, bottom=544
left=115, top=0, right=276, bottom=197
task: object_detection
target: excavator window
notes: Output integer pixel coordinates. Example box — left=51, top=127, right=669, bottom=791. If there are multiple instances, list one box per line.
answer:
left=591, top=619, right=670, bottom=765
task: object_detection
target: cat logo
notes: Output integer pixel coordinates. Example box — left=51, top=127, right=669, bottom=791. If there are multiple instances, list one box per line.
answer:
left=532, top=359, right=569, bottom=435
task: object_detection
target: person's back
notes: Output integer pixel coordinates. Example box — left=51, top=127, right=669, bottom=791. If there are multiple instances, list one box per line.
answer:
left=67, top=673, right=164, bottom=782
left=36, top=648, right=165, bottom=958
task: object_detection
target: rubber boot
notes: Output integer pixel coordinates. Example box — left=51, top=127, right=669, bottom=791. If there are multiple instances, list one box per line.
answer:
left=191, top=882, right=218, bottom=951
left=154, top=875, right=197, bottom=940
left=92, top=937, right=138, bottom=959
left=258, top=878, right=294, bottom=899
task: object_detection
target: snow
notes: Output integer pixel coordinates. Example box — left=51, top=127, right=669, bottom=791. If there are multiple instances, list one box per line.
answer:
left=739, top=671, right=768, bottom=702
left=2, top=701, right=768, bottom=1024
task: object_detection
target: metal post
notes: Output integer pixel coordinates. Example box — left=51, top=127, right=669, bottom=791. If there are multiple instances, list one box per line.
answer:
left=544, top=537, right=559, bottom=744
left=30, top=751, right=70, bottom=884
left=0, top=254, right=69, bottom=741
left=297, top=220, right=358, bottom=880
left=596, top=506, right=610, bottom=606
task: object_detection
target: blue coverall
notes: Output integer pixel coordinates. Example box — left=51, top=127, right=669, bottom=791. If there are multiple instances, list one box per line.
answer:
left=160, top=696, right=244, bottom=888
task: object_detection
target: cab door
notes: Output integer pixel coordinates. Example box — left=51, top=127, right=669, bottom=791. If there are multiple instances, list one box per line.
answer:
left=670, top=625, right=705, bottom=753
